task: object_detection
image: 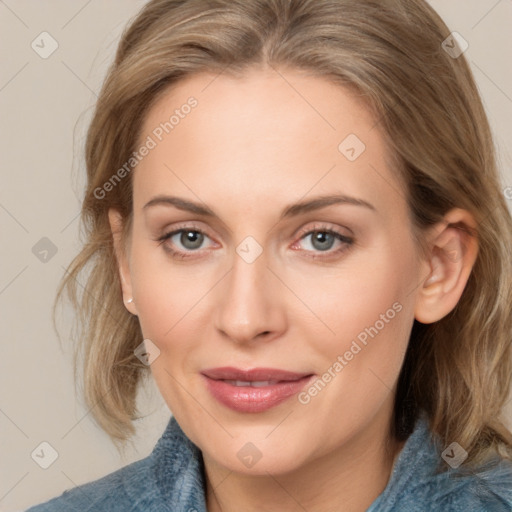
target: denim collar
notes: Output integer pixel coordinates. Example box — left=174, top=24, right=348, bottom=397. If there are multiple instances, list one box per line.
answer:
left=149, top=411, right=512, bottom=511
left=150, top=415, right=208, bottom=511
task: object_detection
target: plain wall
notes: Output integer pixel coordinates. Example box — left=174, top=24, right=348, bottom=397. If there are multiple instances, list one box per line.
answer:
left=1, top=1, right=511, bottom=511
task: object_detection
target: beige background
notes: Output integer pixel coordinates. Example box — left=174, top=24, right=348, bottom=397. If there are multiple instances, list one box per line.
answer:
left=1, top=1, right=511, bottom=511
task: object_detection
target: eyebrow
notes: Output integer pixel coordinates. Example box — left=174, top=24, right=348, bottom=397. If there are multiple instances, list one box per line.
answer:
left=143, top=193, right=376, bottom=219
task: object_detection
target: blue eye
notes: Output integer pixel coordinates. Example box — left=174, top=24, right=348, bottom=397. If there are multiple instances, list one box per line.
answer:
left=294, top=228, right=354, bottom=259
left=156, top=224, right=354, bottom=261
left=172, top=230, right=206, bottom=250
left=303, top=231, right=343, bottom=251
left=157, top=228, right=212, bottom=259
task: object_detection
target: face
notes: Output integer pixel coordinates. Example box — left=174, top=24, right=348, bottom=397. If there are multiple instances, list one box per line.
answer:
left=111, top=67, right=424, bottom=475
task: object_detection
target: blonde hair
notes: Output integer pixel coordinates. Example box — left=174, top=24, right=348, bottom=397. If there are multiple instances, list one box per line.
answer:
left=54, top=0, right=512, bottom=469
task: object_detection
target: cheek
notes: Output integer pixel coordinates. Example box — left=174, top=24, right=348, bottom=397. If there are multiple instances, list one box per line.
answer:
left=128, top=248, right=209, bottom=418
left=318, top=242, right=413, bottom=335
left=128, top=243, right=185, bottom=339
left=312, top=237, right=417, bottom=387
left=301, top=248, right=415, bottom=438
left=130, top=261, right=170, bottom=339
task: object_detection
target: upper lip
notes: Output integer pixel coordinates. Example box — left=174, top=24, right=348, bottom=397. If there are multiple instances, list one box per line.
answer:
left=201, top=367, right=313, bottom=382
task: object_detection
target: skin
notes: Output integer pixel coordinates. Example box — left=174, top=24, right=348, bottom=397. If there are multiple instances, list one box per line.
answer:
left=109, top=66, right=478, bottom=512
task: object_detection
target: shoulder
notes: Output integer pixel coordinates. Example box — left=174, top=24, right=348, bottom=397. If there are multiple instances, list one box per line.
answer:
left=435, top=458, right=512, bottom=511
left=25, top=415, right=206, bottom=512
left=401, top=458, right=512, bottom=512
left=377, top=458, right=512, bottom=512
left=25, top=454, right=162, bottom=512
left=372, top=411, right=512, bottom=511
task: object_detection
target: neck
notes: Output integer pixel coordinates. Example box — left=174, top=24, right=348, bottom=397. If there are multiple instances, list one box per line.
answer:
left=203, top=407, right=405, bottom=512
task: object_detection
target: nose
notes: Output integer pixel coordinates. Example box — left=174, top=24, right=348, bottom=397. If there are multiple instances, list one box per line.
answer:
left=214, top=245, right=287, bottom=345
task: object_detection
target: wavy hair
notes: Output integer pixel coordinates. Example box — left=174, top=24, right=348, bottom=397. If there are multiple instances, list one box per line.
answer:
left=54, top=0, right=512, bottom=468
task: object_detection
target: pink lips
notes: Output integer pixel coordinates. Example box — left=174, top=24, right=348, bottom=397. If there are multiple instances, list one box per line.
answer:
left=201, top=367, right=314, bottom=413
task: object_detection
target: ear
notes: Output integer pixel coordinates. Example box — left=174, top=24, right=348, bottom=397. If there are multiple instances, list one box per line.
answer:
left=414, top=208, right=478, bottom=324
left=108, top=208, right=138, bottom=316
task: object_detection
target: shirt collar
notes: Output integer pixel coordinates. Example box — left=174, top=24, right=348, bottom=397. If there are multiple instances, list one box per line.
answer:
left=148, top=413, right=431, bottom=511
left=149, top=410, right=511, bottom=510
left=150, top=415, right=207, bottom=511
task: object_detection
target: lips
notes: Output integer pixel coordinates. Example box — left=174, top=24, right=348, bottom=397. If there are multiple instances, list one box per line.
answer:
left=201, top=366, right=314, bottom=413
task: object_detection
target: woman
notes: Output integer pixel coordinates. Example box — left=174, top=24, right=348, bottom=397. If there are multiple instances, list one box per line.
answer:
left=27, top=0, right=512, bottom=510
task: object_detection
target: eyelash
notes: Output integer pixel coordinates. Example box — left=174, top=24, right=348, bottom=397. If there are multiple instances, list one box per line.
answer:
left=155, top=222, right=354, bottom=261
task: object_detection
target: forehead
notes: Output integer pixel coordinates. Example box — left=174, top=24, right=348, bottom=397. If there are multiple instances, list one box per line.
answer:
left=132, top=68, right=406, bottom=220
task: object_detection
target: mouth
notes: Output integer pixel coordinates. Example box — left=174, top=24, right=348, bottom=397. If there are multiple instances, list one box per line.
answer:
left=201, top=366, right=315, bottom=413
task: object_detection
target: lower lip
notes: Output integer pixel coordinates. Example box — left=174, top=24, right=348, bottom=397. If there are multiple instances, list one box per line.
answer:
left=202, top=374, right=314, bottom=413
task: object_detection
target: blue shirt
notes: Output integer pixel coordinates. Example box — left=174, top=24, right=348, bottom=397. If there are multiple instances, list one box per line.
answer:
left=26, top=410, right=512, bottom=511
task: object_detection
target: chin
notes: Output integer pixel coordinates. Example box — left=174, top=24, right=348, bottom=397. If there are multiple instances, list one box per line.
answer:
left=197, top=428, right=313, bottom=476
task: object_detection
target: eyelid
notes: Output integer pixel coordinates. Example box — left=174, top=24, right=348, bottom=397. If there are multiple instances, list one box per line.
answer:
left=159, top=221, right=214, bottom=239
left=293, top=221, right=353, bottom=240
left=156, top=222, right=218, bottom=250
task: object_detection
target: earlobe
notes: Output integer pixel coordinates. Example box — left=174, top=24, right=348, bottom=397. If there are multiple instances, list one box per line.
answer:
left=414, top=209, right=478, bottom=324
left=108, top=208, right=138, bottom=316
